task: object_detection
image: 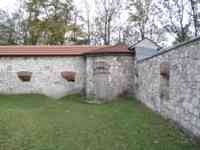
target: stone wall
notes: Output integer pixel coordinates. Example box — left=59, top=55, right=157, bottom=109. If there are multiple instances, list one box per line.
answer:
left=0, top=56, right=86, bottom=99
left=86, top=54, right=135, bottom=101
left=136, top=38, right=200, bottom=137
left=0, top=54, right=135, bottom=100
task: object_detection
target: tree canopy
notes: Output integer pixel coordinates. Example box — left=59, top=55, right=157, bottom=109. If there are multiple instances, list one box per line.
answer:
left=0, top=0, right=199, bottom=45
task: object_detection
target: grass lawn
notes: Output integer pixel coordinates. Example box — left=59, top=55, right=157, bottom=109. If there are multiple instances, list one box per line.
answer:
left=0, top=94, right=199, bottom=150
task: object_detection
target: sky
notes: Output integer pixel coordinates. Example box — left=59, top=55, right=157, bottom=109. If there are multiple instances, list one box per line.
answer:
left=0, top=0, right=94, bottom=13
left=0, top=0, right=17, bottom=12
left=0, top=0, right=113, bottom=25
left=0, top=0, right=127, bottom=19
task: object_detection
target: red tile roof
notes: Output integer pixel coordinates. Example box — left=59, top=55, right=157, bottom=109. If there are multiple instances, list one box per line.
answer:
left=84, top=44, right=130, bottom=55
left=0, top=44, right=131, bottom=56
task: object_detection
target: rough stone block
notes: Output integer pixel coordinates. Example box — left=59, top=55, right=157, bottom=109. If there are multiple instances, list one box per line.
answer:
left=94, top=61, right=110, bottom=75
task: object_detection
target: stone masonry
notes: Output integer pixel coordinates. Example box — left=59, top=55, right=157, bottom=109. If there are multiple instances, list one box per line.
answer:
left=136, top=37, right=200, bottom=138
left=86, top=54, right=135, bottom=101
left=0, top=53, right=135, bottom=100
left=0, top=56, right=86, bottom=99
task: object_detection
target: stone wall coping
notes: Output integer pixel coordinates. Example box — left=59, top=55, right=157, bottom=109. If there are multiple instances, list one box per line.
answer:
left=137, top=36, right=200, bottom=63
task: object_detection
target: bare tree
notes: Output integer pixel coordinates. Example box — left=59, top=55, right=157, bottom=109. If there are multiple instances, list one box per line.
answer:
left=161, top=0, right=191, bottom=44
left=127, top=0, right=166, bottom=45
left=83, top=0, right=91, bottom=44
left=128, top=0, right=153, bottom=40
left=188, top=0, right=200, bottom=37
left=95, top=0, right=122, bottom=45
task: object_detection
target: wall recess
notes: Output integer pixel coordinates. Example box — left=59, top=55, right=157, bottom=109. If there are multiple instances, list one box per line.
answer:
left=17, top=71, right=32, bottom=82
left=160, top=62, right=170, bottom=79
left=61, top=71, right=76, bottom=82
left=160, top=62, right=170, bottom=101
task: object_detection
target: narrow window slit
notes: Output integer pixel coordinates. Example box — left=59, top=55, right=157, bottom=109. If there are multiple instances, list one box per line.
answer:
left=160, top=62, right=170, bottom=100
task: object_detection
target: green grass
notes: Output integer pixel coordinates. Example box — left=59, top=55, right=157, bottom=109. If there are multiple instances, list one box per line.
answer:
left=0, top=94, right=199, bottom=150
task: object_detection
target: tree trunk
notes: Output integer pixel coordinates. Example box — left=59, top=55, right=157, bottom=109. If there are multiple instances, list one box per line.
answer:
left=190, top=0, right=198, bottom=37
left=108, top=19, right=111, bottom=45
left=140, top=27, right=145, bottom=40
left=104, top=15, right=108, bottom=45
left=87, top=18, right=91, bottom=44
